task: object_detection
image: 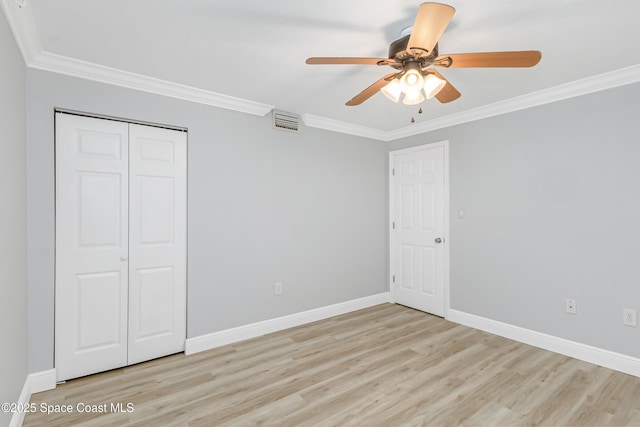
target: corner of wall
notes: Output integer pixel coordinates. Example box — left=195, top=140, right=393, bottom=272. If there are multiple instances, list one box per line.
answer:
left=8, top=369, right=56, bottom=427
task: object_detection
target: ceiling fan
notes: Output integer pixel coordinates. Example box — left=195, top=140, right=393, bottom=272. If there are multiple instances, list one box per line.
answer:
left=306, top=2, right=541, bottom=106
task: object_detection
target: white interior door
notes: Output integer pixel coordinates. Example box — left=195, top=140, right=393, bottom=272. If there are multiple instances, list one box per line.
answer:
left=55, top=114, right=130, bottom=380
left=56, top=113, right=187, bottom=380
left=128, top=124, right=187, bottom=364
left=391, top=143, right=447, bottom=316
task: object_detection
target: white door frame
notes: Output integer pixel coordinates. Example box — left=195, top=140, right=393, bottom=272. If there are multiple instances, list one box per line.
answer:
left=389, top=141, right=450, bottom=318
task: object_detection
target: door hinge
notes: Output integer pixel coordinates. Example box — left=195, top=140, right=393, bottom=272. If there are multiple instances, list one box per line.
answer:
left=392, top=168, right=395, bottom=176
left=392, top=275, right=396, bottom=283
left=392, top=221, right=395, bottom=230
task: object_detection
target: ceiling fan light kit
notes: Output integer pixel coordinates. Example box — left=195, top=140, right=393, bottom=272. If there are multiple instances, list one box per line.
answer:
left=381, top=71, right=447, bottom=104
left=306, top=2, right=542, bottom=110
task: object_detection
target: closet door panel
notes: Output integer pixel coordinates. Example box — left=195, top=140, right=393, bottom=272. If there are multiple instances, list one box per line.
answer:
left=128, top=124, right=187, bottom=364
left=55, top=113, right=129, bottom=381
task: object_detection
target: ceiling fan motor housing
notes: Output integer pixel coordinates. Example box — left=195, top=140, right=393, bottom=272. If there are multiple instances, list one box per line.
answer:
left=388, top=34, right=439, bottom=64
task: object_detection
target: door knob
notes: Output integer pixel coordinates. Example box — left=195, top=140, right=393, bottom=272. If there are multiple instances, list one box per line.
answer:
left=434, top=238, right=443, bottom=244
left=120, top=256, right=128, bottom=261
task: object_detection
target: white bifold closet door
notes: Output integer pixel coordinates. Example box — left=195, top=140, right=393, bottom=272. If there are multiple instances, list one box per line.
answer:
left=55, top=113, right=187, bottom=381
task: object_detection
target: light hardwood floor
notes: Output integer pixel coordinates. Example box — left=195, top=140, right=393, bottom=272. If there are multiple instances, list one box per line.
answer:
left=24, top=303, right=640, bottom=426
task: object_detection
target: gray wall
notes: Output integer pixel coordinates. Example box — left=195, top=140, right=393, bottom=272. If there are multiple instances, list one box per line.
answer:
left=24, top=48, right=640, bottom=375
left=389, top=83, right=640, bottom=358
left=26, top=70, right=388, bottom=372
left=0, top=10, right=28, bottom=427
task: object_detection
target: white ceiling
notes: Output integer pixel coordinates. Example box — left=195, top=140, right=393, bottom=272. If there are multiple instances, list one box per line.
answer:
left=8, top=0, right=640, bottom=134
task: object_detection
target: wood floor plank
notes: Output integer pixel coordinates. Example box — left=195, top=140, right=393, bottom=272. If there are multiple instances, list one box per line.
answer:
left=23, top=303, right=640, bottom=426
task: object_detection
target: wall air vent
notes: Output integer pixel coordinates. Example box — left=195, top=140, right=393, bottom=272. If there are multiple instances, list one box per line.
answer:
left=272, top=110, right=300, bottom=133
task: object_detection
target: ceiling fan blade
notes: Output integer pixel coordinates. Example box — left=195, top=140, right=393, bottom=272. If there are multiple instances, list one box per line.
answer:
left=407, top=2, right=455, bottom=55
left=306, top=57, right=395, bottom=66
left=346, top=73, right=399, bottom=106
left=428, top=70, right=461, bottom=103
left=435, top=51, right=542, bottom=68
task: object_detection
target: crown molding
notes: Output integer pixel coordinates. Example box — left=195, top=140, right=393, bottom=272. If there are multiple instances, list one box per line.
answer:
left=304, top=64, right=640, bottom=141
left=300, top=114, right=387, bottom=141
left=1, top=0, right=41, bottom=63
left=29, top=52, right=274, bottom=116
left=3, top=1, right=638, bottom=134
left=1, top=0, right=273, bottom=117
left=385, top=64, right=640, bottom=141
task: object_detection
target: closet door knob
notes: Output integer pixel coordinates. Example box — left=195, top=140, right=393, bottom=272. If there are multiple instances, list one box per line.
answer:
left=120, top=256, right=128, bottom=261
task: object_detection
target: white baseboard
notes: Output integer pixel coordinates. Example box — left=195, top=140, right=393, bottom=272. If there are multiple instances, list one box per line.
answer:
left=8, top=377, right=30, bottom=427
left=9, top=369, right=57, bottom=427
left=28, top=369, right=57, bottom=394
left=447, top=309, right=640, bottom=378
left=185, top=293, right=391, bottom=355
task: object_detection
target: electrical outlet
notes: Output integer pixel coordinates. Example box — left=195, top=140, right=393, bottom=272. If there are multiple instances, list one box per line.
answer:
left=274, top=282, right=283, bottom=295
left=565, top=299, right=577, bottom=315
left=623, top=308, right=637, bottom=327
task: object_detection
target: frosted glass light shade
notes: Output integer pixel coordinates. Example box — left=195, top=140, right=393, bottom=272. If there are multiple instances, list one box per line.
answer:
left=400, top=69, right=424, bottom=98
left=402, top=91, right=425, bottom=105
left=423, top=74, right=446, bottom=99
left=381, top=79, right=401, bottom=103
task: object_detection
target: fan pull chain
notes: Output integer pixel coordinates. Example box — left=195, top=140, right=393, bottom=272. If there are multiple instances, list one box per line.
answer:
left=411, top=102, right=424, bottom=124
